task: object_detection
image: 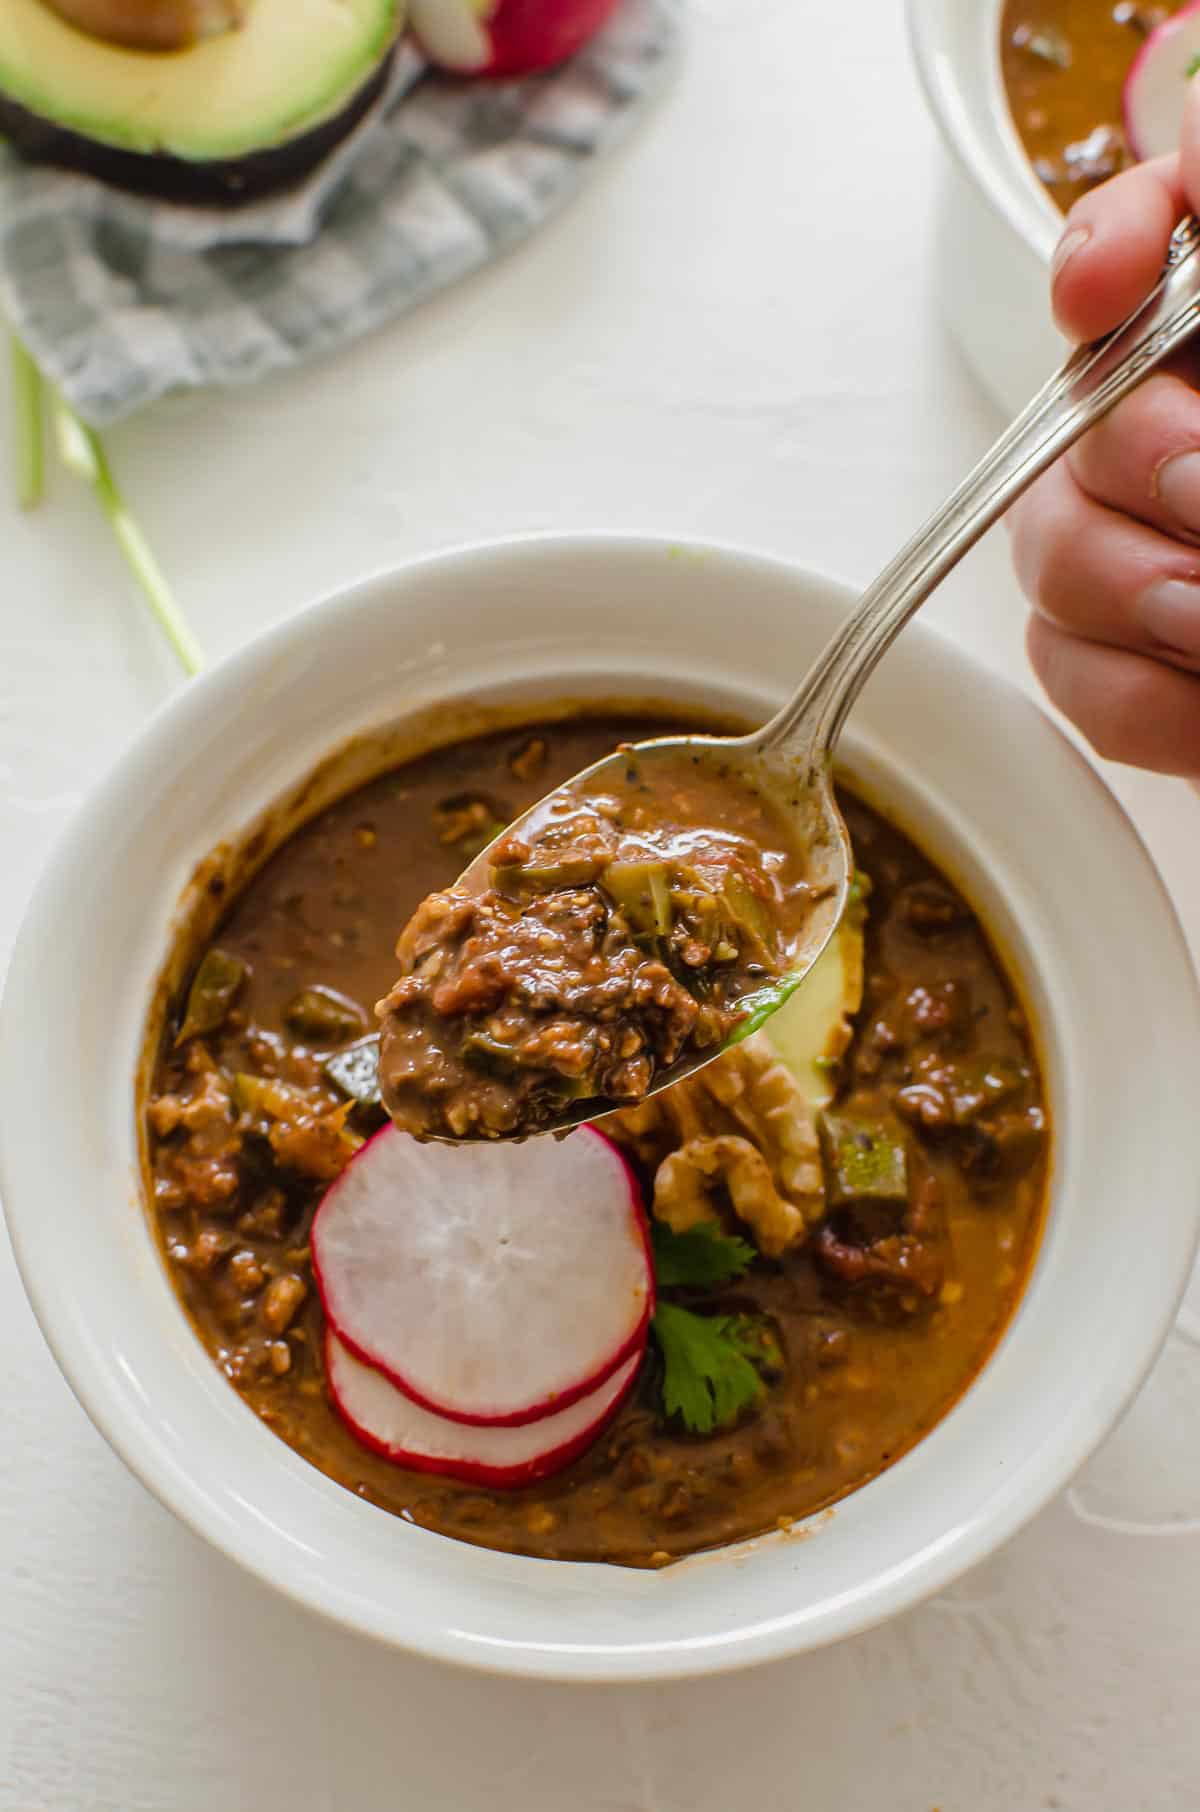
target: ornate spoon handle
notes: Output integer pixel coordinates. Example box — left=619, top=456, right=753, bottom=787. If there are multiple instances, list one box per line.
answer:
left=758, top=214, right=1200, bottom=768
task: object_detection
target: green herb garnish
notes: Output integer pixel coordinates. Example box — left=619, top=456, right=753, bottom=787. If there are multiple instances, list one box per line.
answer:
left=53, top=391, right=204, bottom=677
left=651, top=1219, right=754, bottom=1289
left=8, top=330, right=203, bottom=673
left=653, top=1302, right=774, bottom=1435
left=1188, top=51, right=1200, bottom=78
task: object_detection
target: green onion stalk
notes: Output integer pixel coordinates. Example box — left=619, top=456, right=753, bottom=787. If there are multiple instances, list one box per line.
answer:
left=9, top=330, right=204, bottom=677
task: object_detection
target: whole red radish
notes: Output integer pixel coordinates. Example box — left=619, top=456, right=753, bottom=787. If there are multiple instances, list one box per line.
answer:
left=408, top=0, right=622, bottom=77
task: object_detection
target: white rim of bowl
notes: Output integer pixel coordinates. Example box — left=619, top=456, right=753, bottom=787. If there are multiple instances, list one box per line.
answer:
left=908, top=0, right=1063, bottom=263
left=3, top=532, right=1199, bottom=1680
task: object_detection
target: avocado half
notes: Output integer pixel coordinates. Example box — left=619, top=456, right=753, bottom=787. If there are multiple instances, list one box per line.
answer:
left=0, top=0, right=403, bottom=205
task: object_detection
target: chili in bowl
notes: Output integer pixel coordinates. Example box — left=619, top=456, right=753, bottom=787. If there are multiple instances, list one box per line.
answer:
left=144, top=706, right=1048, bottom=1568
left=2, top=537, right=1197, bottom=1679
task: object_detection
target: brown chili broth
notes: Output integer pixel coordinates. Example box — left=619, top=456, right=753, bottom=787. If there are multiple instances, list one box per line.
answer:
left=1001, top=0, right=1185, bottom=210
left=145, top=714, right=1048, bottom=1569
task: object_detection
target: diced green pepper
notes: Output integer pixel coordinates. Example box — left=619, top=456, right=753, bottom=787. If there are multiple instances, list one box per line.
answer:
left=491, top=854, right=604, bottom=893
left=819, top=1112, right=909, bottom=1209
left=323, top=1035, right=382, bottom=1107
left=601, top=860, right=673, bottom=937
left=176, top=948, right=246, bottom=1046
left=461, top=1030, right=523, bottom=1072
left=284, top=984, right=367, bottom=1046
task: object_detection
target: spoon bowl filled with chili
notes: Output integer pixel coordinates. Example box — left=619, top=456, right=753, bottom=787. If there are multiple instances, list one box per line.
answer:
left=2, top=536, right=1197, bottom=1679
left=377, top=732, right=847, bottom=1141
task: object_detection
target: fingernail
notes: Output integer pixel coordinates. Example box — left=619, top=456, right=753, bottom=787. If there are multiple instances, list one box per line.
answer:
left=1155, top=451, right=1200, bottom=534
left=1051, top=224, right=1091, bottom=280
left=1138, top=576, right=1200, bottom=655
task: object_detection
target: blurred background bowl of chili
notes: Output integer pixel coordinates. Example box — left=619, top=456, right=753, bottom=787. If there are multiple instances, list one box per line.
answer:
left=907, top=0, right=1156, bottom=412
left=2, top=535, right=1199, bottom=1681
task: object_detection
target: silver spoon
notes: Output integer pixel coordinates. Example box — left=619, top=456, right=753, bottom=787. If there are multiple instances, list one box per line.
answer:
left=436, top=216, right=1200, bottom=1133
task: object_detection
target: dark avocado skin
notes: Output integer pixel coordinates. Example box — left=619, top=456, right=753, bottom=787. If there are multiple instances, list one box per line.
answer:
left=0, top=47, right=393, bottom=205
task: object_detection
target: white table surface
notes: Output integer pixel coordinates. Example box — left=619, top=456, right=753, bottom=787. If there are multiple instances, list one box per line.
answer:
left=4, top=3, right=1200, bottom=1807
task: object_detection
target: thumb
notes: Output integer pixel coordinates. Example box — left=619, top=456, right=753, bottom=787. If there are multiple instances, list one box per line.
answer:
left=1050, top=153, right=1184, bottom=342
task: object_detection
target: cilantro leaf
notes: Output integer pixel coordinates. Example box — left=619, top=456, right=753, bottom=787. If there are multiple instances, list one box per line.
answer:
left=650, top=1220, right=755, bottom=1290
left=652, top=1302, right=770, bottom=1435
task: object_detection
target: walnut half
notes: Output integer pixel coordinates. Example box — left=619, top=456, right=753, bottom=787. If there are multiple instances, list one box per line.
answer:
left=607, top=1033, right=824, bottom=1257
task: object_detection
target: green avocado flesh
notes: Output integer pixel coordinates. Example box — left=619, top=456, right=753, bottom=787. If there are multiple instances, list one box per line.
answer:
left=0, top=0, right=400, bottom=163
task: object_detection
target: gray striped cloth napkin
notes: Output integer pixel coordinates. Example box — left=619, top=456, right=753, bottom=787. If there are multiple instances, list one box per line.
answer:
left=0, top=0, right=678, bottom=426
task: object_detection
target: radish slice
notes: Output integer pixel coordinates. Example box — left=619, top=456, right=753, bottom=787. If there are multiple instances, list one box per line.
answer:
left=1124, top=1, right=1200, bottom=162
left=312, top=1124, right=653, bottom=1427
left=327, top=1332, right=641, bottom=1488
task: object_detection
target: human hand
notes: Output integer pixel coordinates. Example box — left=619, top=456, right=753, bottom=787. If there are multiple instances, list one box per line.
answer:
left=1010, top=83, right=1200, bottom=774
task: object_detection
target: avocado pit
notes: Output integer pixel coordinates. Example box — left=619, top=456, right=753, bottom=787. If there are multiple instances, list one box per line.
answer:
left=40, top=0, right=245, bottom=52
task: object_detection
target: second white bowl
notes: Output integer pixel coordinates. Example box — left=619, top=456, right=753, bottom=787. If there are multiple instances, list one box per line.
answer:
left=909, top=0, right=1065, bottom=413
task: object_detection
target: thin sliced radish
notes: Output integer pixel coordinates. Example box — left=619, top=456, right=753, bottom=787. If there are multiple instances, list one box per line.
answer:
left=327, top=1332, right=641, bottom=1488
left=312, top=1123, right=652, bottom=1428
left=1124, top=1, right=1200, bottom=161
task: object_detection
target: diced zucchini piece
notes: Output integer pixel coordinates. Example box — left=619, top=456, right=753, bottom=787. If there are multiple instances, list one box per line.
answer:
left=601, top=860, right=673, bottom=936
left=819, top=1112, right=908, bottom=1209
left=323, top=1034, right=381, bottom=1106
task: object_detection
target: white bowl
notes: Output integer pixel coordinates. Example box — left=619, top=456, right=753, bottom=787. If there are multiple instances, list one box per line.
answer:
left=3, top=535, right=1199, bottom=1682
left=909, top=0, right=1066, bottom=413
